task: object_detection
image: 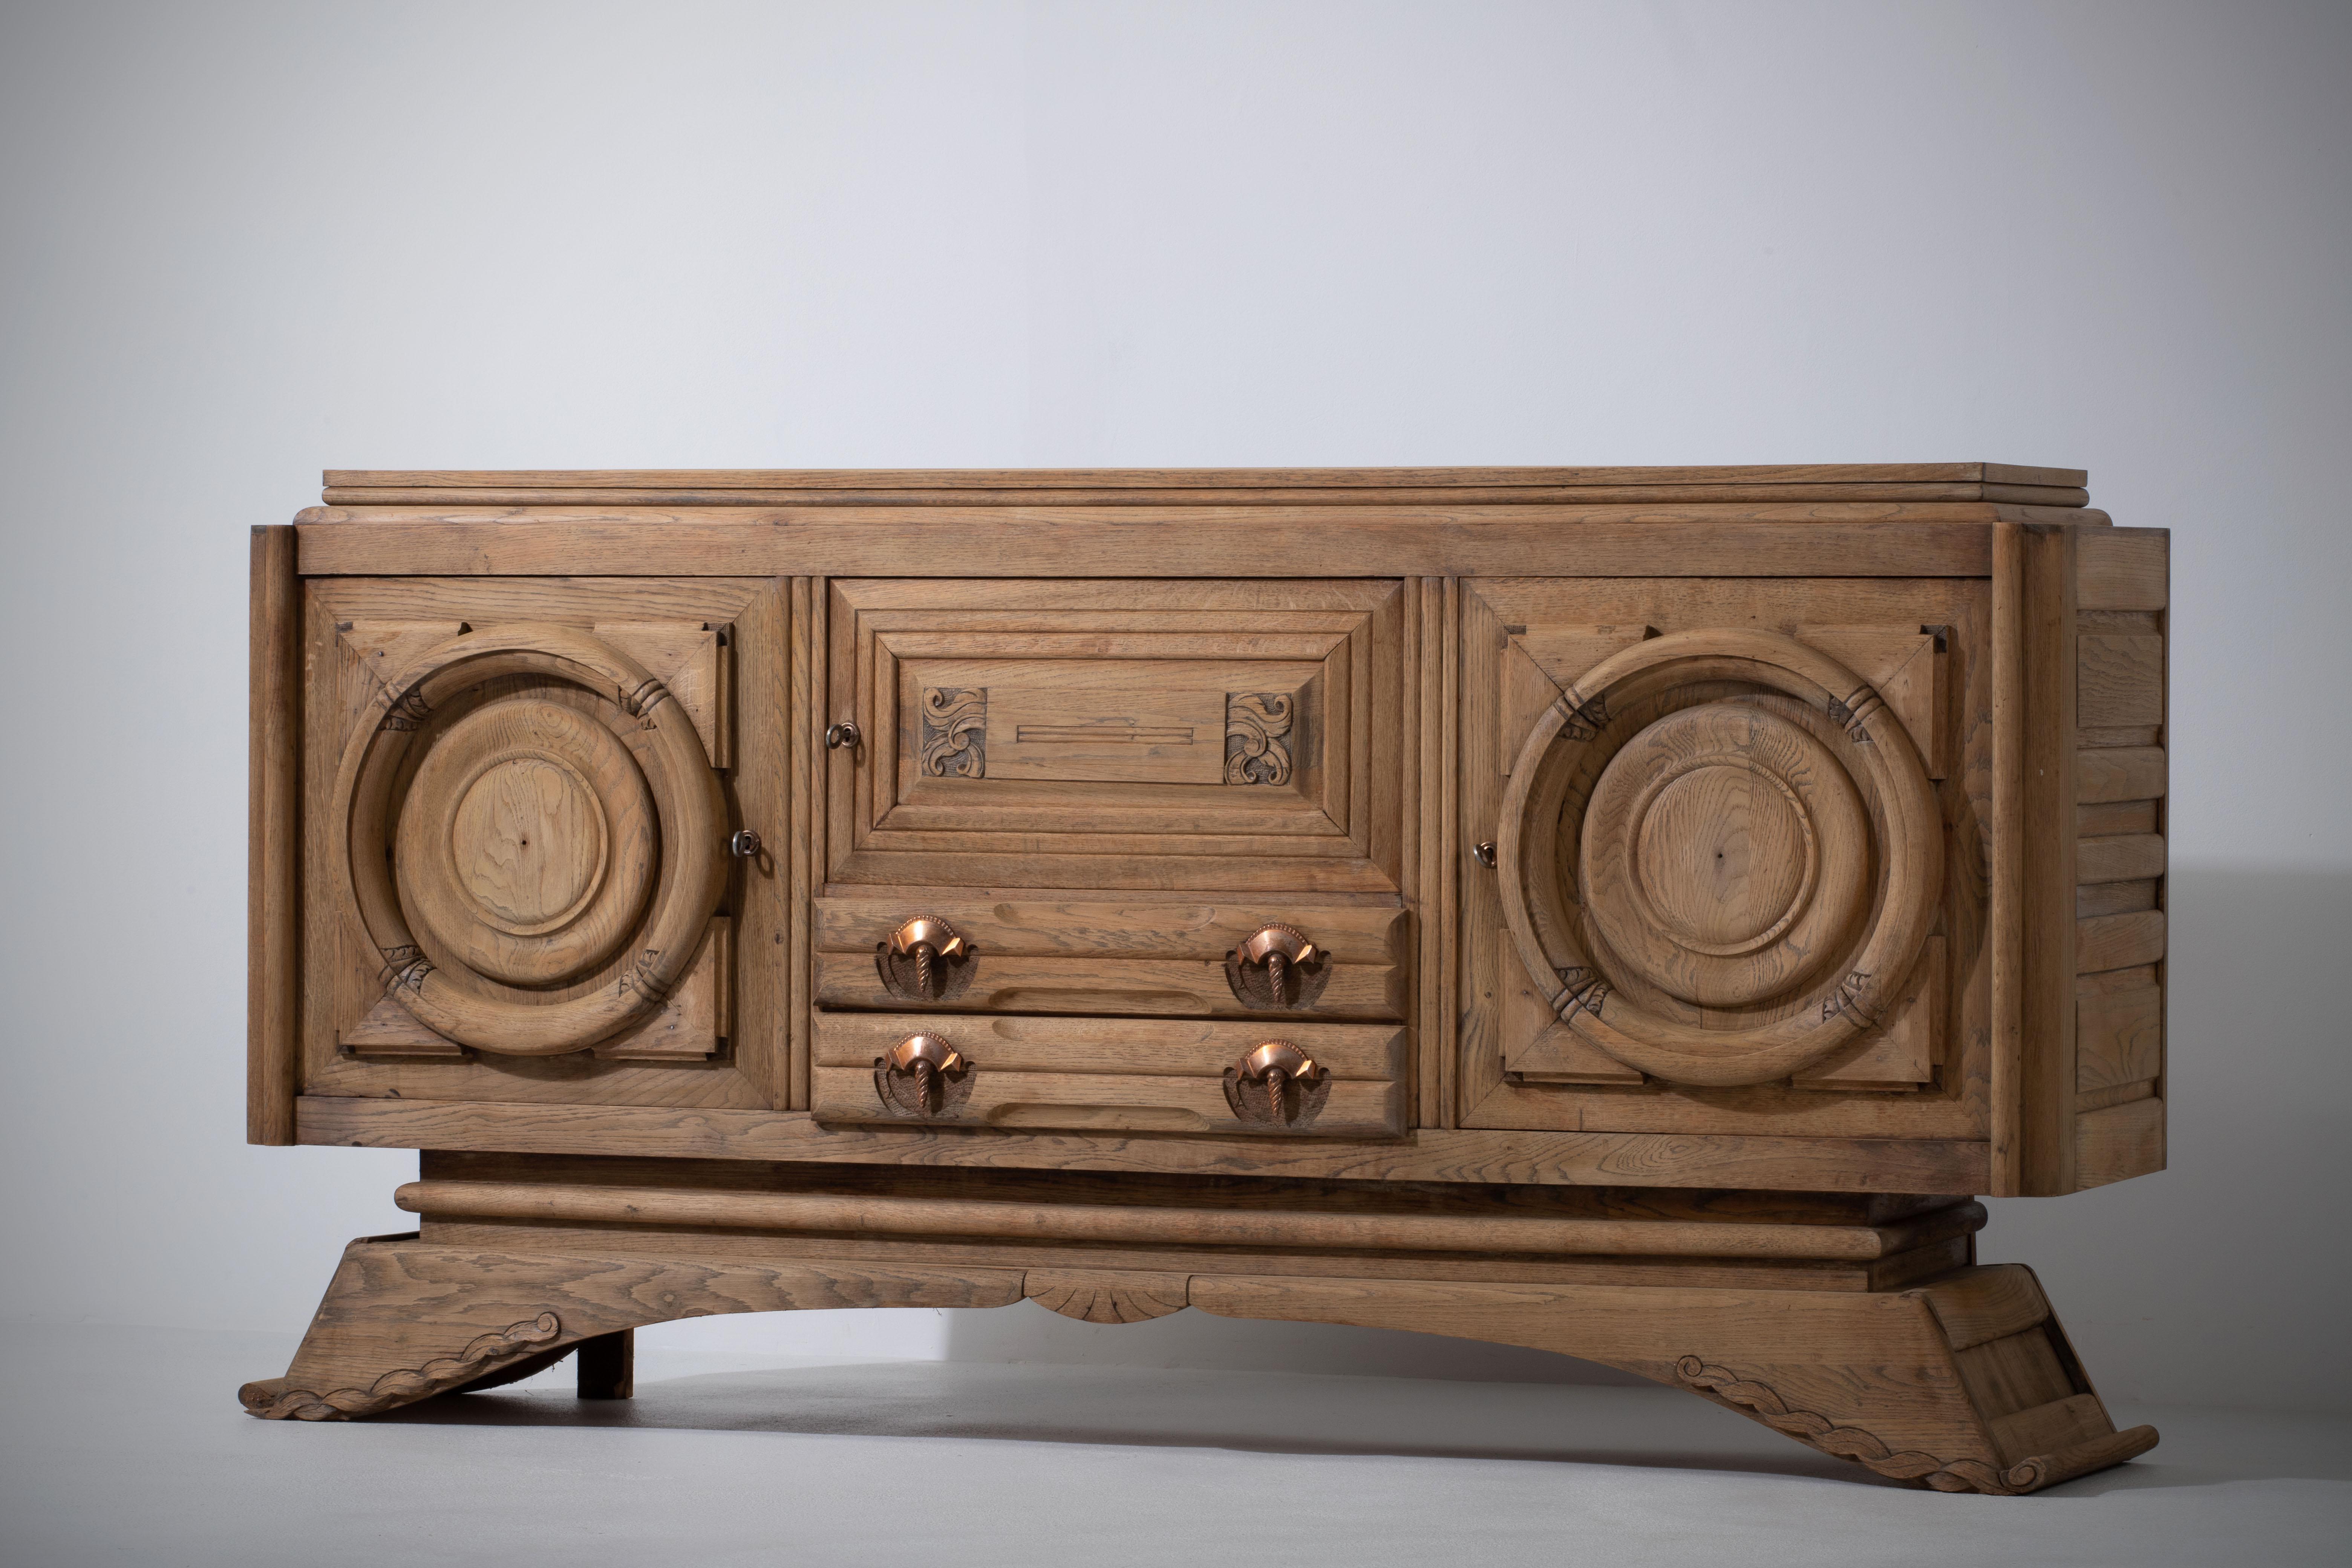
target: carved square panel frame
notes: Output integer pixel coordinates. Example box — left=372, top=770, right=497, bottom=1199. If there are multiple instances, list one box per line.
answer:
left=825, top=580, right=1407, bottom=893
left=1456, top=576, right=1993, bottom=1144
left=297, top=576, right=789, bottom=1113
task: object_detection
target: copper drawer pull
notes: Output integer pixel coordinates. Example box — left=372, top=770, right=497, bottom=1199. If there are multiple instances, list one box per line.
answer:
left=1234, top=1041, right=1325, bottom=1128
left=879, top=1033, right=966, bottom=1117
left=1227, top=923, right=1326, bottom=1010
left=879, top=916, right=972, bottom=1001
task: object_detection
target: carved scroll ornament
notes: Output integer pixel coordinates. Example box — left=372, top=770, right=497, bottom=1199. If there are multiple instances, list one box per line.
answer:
left=240, top=1313, right=564, bottom=1420
left=1675, top=1357, right=2047, bottom=1495
left=1223, top=692, right=1295, bottom=786
left=920, top=687, right=988, bottom=778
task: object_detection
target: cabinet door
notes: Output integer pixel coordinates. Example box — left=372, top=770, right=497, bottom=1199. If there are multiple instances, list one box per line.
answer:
left=824, top=580, right=1407, bottom=893
left=300, top=577, right=789, bottom=1110
left=1458, top=577, right=1988, bottom=1142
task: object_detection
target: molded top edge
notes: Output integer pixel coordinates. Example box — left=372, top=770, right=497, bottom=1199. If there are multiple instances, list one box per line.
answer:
left=323, top=462, right=2088, bottom=496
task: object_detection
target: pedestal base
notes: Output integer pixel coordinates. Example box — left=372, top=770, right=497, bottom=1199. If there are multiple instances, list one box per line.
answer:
left=242, top=1162, right=2155, bottom=1494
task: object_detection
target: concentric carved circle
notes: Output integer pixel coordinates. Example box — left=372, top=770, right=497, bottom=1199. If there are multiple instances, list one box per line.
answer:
left=394, top=696, right=656, bottom=986
left=1581, top=704, right=1868, bottom=1008
left=331, top=625, right=727, bottom=1057
left=1498, top=628, right=1940, bottom=1087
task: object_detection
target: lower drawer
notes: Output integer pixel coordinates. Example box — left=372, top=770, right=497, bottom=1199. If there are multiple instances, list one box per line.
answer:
left=811, top=1012, right=1406, bottom=1138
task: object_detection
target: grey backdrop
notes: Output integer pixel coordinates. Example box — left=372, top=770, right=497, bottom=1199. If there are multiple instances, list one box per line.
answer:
left=3, top=1, right=2345, bottom=1410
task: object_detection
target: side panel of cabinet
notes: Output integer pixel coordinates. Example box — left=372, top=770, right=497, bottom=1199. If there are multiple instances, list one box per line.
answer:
left=296, top=577, right=792, bottom=1113
left=1456, top=576, right=1995, bottom=1146
left=1996, top=527, right=2169, bottom=1194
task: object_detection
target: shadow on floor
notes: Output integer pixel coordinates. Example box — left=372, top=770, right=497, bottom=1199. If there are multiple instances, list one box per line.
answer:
left=374, top=1358, right=1886, bottom=1484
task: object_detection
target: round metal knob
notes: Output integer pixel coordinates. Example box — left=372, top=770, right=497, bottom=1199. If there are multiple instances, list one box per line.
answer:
left=825, top=720, right=862, bottom=751
left=729, top=828, right=763, bottom=859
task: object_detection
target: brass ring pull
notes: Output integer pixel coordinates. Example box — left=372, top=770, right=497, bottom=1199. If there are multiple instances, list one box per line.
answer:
left=825, top=720, right=862, bottom=751
left=881, top=1032, right=966, bottom=1117
left=879, top=916, right=971, bottom=1001
left=1234, top=1041, right=1324, bottom=1127
left=1226, top=923, right=1324, bottom=1010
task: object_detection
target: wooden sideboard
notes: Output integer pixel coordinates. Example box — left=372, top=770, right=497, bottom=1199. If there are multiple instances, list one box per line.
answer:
left=243, top=464, right=2167, bottom=1492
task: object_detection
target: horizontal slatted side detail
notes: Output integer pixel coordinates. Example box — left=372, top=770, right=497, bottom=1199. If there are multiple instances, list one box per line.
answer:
left=2077, top=911, right=2167, bottom=974
left=2076, top=1096, right=2166, bottom=1190
left=2076, top=529, right=2168, bottom=610
left=2076, top=984, right=2164, bottom=1091
left=2067, top=526, right=2166, bottom=1192
left=2078, top=635, right=2165, bottom=727
left=2076, top=747, right=2166, bottom=803
left=2076, top=833, right=2165, bottom=884
left=2076, top=880, right=2158, bottom=919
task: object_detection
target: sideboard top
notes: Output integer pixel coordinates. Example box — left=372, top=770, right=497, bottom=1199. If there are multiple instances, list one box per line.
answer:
left=321, top=462, right=2089, bottom=508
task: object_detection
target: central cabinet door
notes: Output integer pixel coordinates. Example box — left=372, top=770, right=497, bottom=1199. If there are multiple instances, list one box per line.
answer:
left=825, top=580, right=1408, bottom=892
left=815, top=579, right=1411, bottom=1138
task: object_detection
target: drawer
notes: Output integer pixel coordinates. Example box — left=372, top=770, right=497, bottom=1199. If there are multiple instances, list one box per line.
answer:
left=813, top=895, right=1405, bottom=1020
left=812, top=1013, right=1406, bottom=1137
left=825, top=580, right=1408, bottom=892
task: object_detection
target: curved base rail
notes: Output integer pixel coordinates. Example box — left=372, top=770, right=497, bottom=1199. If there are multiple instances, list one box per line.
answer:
left=241, top=1222, right=2152, bottom=1494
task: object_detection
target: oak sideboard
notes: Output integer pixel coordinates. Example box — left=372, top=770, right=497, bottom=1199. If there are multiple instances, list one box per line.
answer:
left=243, top=464, right=2168, bottom=1492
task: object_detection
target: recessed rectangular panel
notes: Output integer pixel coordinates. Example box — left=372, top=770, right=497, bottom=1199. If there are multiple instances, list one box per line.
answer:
left=829, top=579, right=1405, bottom=893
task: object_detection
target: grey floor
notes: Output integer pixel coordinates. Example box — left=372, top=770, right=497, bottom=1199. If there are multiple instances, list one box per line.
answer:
left=5, top=1320, right=2349, bottom=1567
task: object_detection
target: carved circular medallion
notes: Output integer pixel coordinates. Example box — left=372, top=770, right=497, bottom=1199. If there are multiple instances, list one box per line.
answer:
left=1580, top=704, right=1868, bottom=1008
left=1498, top=628, right=1940, bottom=1087
left=393, top=696, right=657, bottom=986
left=330, top=625, right=727, bottom=1057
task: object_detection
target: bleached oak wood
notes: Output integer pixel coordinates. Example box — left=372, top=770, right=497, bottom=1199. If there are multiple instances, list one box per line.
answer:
left=248, top=464, right=2168, bottom=1490
left=248, top=525, right=302, bottom=1144
left=239, top=1227, right=2148, bottom=1493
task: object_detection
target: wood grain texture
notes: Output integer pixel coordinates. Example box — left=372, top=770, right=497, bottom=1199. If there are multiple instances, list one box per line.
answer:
left=249, top=526, right=302, bottom=1144
left=393, top=1177, right=1980, bottom=1261
left=246, top=466, right=2180, bottom=1493
left=2079, top=983, right=2164, bottom=1090
left=1025, top=1269, right=1190, bottom=1322
left=1456, top=576, right=1983, bottom=1141
left=295, top=507, right=2025, bottom=581
left=241, top=1225, right=2147, bottom=1491
left=2075, top=1096, right=2165, bottom=1190
left=814, top=896, right=1402, bottom=961
left=240, top=1234, right=1023, bottom=1418
left=1993, top=524, right=2079, bottom=1196
left=291, top=577, right=792, bottom=1112
left=2077, top=911, right=2166, bottom=975
left=295, top=1095, right=1989, bottom=1191
left=2075, top=529, right=2168, bottom=611
left=321, top=462, right=2091, bottom=498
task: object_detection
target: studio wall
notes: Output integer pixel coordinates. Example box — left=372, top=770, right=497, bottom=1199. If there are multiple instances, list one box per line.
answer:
left=2, top=0, right=2345, bottom=1409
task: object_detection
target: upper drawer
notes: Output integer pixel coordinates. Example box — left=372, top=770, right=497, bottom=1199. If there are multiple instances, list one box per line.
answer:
left=825, top=580, right=1408, bottom=892
left=813, top=895, right=1405, bottom=1020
